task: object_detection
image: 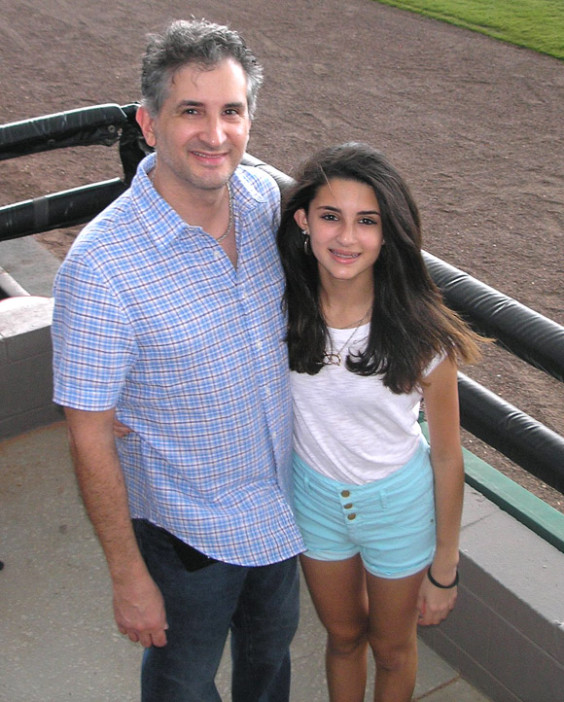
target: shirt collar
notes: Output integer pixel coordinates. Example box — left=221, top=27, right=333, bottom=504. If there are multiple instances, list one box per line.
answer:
left=130, top=153, right=186, bottom=249
left=130, top=152, right=270, bottom=250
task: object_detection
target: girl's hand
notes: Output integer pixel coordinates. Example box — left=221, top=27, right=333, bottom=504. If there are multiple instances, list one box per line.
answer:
left=417, top=567, right=458, bottom=626
left=113, top=418, right=133, bottom=439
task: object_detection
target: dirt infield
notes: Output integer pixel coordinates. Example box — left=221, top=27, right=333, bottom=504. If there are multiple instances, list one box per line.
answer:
left=0, top=0, right=562, bottom=509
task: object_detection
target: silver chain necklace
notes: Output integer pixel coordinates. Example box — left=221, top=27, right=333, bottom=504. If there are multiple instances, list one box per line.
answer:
left=215, top=184, right=234, bottom=244
left=324, top=308, right=371, bottom=366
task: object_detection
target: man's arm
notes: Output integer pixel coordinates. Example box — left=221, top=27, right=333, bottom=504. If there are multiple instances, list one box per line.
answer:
left=64, top=407, right=168, bottom=648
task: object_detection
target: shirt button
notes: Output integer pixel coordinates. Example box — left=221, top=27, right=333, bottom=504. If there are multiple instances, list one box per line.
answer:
left=347, top=513, right=357, bottom=520
left=343, top=503, right=353, bottom=509
left=341, top=490, right=350, bottom=498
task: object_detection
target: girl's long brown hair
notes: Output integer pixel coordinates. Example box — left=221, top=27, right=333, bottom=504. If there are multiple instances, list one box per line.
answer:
left=277, top=142, right=482, bottom=393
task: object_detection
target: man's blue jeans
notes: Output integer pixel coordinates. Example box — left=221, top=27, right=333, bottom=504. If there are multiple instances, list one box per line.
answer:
left=133, top=519, right=300, bottom=702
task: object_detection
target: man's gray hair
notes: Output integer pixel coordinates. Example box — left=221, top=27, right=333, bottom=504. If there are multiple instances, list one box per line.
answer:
left=141, top=18, right=264, bottom=119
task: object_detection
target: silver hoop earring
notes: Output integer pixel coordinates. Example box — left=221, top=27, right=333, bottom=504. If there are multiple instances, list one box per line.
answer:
left=302, top=229, right=311, bottom=256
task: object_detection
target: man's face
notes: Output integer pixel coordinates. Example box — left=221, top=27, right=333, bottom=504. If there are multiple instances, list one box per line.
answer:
left=138, top=58, right=251, bottom=196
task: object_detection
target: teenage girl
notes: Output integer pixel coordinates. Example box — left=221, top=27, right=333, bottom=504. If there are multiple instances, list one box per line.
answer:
left=276, top=142, right=482, bottom=702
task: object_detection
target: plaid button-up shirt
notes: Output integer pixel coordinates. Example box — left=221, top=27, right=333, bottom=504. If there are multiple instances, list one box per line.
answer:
left=52, top=153, right=304, bottom=565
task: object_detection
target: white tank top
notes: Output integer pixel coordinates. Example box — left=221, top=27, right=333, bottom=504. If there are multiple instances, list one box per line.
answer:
left=290, top=323, right=442, bottom=484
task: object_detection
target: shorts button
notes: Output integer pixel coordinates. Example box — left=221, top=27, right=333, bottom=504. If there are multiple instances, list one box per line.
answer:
left=341, top=490, right=350, bottom=498
left=347, top=513, right=357, bottom=520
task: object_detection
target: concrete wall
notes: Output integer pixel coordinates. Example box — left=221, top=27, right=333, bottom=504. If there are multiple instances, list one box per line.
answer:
left=0, top=294, right=62, bottom=438
left=421, top=481, right=564, bottom=702
left=0, top=237, right=62, bottom=439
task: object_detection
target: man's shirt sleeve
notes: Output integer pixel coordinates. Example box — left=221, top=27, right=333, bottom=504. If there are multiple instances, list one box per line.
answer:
left=51, top=252, right=137, bottom=410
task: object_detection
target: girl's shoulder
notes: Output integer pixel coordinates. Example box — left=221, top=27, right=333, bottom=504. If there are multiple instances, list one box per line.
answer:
left=423, top=350, right=448, bottom=378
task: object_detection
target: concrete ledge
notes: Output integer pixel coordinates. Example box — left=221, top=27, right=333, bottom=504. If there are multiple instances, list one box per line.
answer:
left=0, top=236, right=61, bottom=438
left=0, top=266, right=29, bottom=298
left=464, top=453, right=564, bottom=553
left=420, top=482, right=564, bottom=702
left=0, top=295, right=61, bottom=439
left=0, top=236, right=60, bottom=297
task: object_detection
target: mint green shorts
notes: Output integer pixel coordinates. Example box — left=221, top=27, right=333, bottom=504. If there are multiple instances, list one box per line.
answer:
left=292, top=439, right=436, bottom=579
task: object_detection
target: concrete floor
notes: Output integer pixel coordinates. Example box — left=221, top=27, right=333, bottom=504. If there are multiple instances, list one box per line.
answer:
left=0, top=422, right=492, bottom=701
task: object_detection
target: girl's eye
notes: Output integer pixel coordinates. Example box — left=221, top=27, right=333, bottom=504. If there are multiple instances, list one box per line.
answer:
left=321, top=213, right=338, bottom=221
left=360, top=217, right=378, bottom=225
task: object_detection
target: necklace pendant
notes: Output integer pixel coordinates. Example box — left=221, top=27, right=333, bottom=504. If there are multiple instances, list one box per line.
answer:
left=324, top=352, right=341, bottom=366
left=324, top=304, right=371, bottom=369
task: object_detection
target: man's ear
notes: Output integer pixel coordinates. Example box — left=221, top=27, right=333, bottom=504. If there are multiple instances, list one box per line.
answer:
left=294, top=208, right=308, bottom=231
left=136, top=105, right=157, bottom=149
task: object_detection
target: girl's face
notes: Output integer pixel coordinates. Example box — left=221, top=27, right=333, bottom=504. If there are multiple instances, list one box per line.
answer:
left=294, top=178, right=384, bottom=288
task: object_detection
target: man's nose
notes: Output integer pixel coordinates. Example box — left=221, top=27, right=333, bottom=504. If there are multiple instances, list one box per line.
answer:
left=201, top=115, right=224, bottom=147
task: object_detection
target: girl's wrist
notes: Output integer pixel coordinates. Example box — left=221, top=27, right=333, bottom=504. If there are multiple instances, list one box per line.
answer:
left=429, top=552, right=459, bottom=582
left=427, top=565, right=459, bottom=589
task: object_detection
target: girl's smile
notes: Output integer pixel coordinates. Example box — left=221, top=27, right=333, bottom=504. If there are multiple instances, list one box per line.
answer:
left=294, top=178, right=384, bottom=287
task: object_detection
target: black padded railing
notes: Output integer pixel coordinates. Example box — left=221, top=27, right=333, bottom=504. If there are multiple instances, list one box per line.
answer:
left=0, top=103, right=148, bottom=242
left=1, top=106, right=563, bottom=493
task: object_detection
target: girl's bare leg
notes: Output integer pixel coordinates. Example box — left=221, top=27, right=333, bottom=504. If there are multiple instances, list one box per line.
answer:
left=300, top=554, right=369, bottom=702
left=365, top=569, right=426, bottom=702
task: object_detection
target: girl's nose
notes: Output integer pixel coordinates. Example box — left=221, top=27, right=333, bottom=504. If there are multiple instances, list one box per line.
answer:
left=336, top=221, right=355, bottom=244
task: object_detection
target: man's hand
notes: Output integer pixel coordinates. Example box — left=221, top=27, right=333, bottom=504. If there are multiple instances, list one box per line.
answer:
left=114, top=570, right=168, bottom=648
left=64, top=407, right=168, bottom=648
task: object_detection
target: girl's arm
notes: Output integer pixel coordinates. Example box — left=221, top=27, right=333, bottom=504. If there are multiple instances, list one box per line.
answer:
left=417, top=356, right=464, bottom=626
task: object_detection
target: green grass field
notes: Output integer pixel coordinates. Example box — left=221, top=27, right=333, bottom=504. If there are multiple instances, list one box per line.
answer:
left=374, top=0, right=564, bottom=59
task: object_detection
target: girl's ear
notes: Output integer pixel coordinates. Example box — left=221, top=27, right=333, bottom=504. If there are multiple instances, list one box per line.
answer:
left=293, top=208, right=308, bottom=231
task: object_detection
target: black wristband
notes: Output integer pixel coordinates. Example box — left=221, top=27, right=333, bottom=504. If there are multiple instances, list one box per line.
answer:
left=427, top=566, right=459, bottom=589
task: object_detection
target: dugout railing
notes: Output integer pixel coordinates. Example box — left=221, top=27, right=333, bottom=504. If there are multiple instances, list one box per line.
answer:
left=0, top=102, right=563, bottom=526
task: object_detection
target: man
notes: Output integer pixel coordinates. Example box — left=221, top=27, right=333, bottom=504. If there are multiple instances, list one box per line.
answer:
left=51, top=18, right=304, bottom=702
